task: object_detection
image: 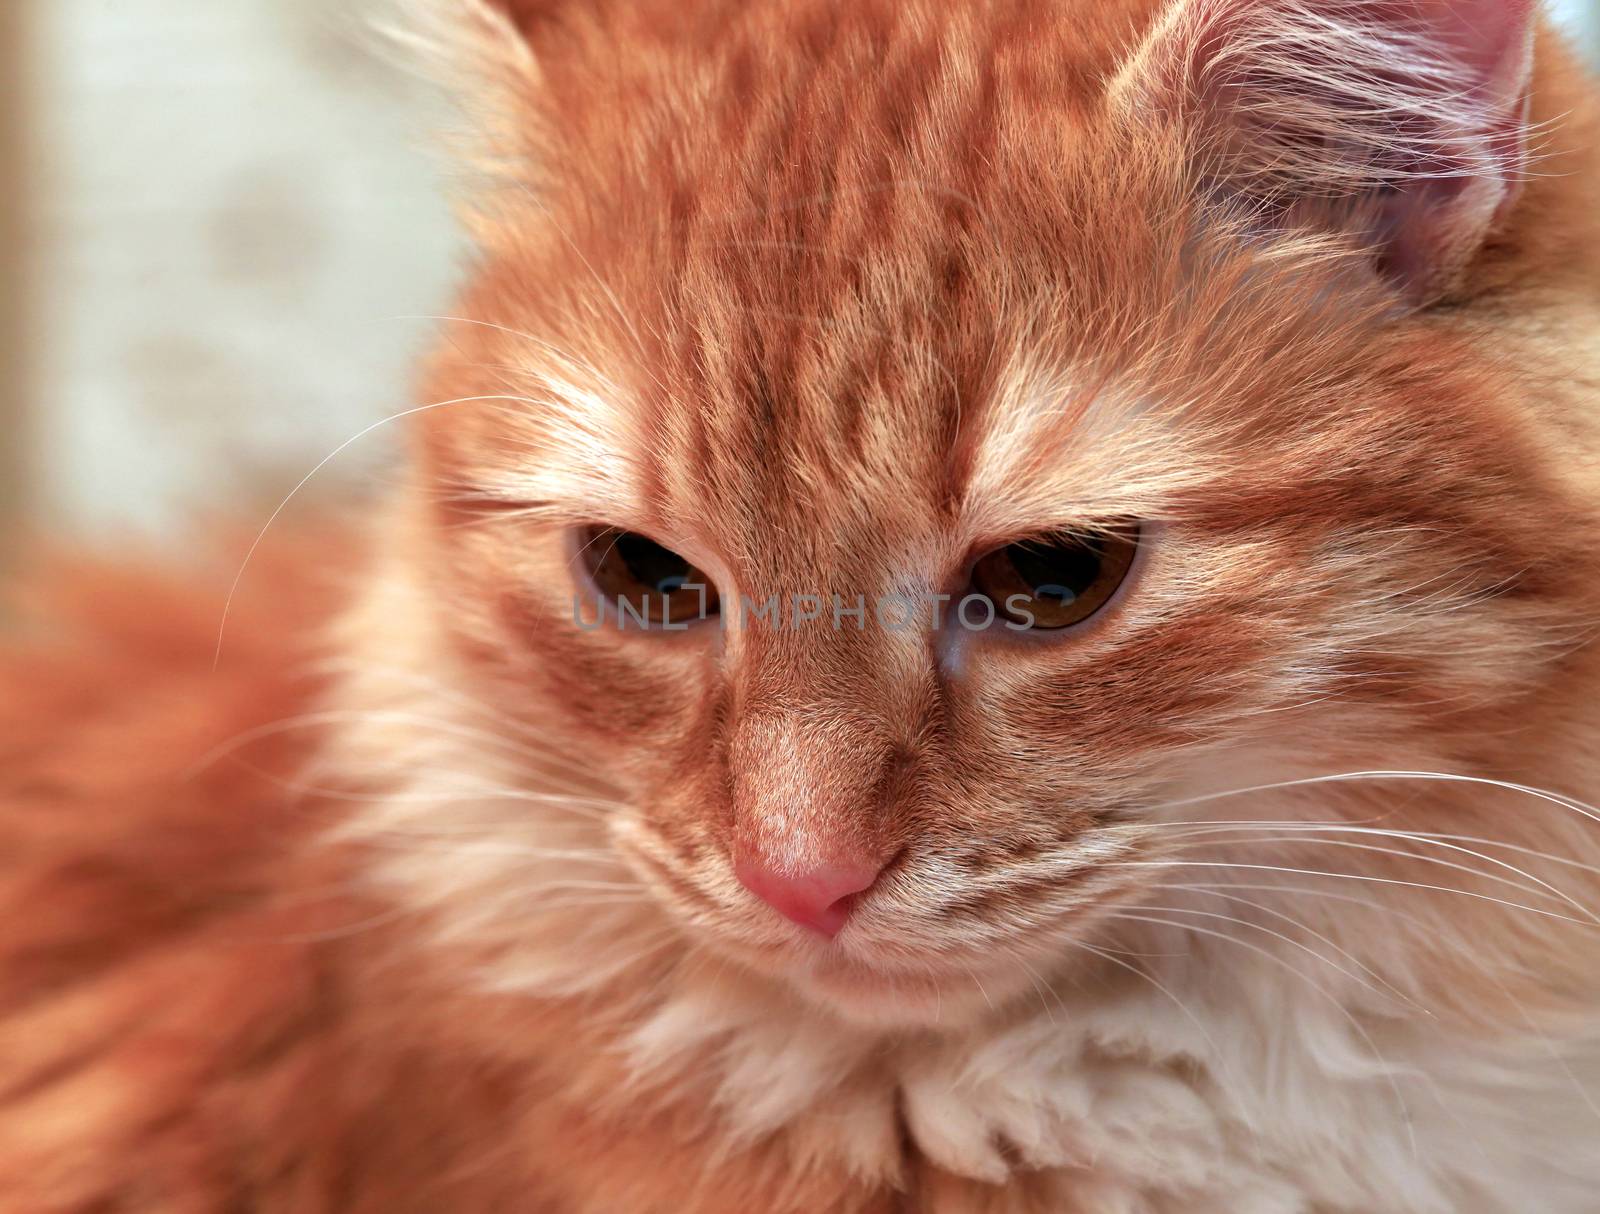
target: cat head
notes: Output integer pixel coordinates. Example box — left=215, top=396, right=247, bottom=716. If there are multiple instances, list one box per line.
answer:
left=362, top=0, right=1600, bottom=1028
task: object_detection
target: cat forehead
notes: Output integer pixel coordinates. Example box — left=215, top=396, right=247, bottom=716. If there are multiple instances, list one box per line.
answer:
left=474, top=219, right=1334, bottom=537
left=469, top=191, right=1204, bottom=535
left=465, top=332, right=1187, bottom=568
left=447, top=185, right=1382, bottom=570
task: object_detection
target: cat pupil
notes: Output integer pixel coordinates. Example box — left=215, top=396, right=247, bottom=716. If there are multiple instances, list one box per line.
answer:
left=616, top=533, right=695, bottom=595
left=1009, top=539, right=1101, bottom=600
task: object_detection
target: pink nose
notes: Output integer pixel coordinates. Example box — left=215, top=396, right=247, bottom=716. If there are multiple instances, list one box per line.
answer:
left=734, top=856, right=886, bottom=938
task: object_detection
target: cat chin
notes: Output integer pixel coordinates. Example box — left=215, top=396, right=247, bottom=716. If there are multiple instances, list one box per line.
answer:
left=695, top=927, right=1046, bottom=1031
left=787, top=958, right=1033, bottom=1031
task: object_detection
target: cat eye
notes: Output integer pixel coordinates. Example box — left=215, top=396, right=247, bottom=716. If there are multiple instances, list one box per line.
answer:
left=580, top=527, right=720, bottom=627
left=970, top=525, right=1140, bottom=631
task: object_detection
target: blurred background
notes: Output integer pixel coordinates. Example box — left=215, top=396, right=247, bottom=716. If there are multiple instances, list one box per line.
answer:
left=1, top=0, right=1597, bottom=559
left=0, top=0, right=462, bottom=565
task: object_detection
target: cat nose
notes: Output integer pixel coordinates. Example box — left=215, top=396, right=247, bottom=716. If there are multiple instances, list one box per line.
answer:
left=733, top=856, right=886, bottom=938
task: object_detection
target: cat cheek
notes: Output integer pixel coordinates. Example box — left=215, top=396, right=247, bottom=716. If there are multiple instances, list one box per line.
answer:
left=469, top=586, right=702, bottom=748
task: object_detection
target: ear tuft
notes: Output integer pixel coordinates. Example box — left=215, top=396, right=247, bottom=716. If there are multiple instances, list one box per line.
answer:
left=380, top=0, right=539, bottom=82
left=370, top=0, right=556, bottom=192
left=1118, top=0, right=1538, bottom=303
left=478, top=0, right=564, bottom=38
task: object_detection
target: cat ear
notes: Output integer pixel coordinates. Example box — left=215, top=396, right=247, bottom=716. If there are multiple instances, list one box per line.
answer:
left=421, top=1, right=616, bottom=91
left=387, top=0, right=562, bottom=163
left=475, top=0, right=571, bottom=41
left=1116, top=0, right=1537, bottom=303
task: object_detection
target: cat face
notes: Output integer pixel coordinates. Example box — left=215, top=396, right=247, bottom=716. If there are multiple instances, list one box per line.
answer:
left=387, top=0, right=1596, bottom=1026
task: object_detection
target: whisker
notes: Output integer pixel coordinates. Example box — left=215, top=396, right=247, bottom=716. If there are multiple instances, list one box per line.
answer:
left=1104, top=909, right=1420, bottom=1160
left=355, top=836, right=622, bottom=862
left=1168, top=832, right=1600, bottom=924
left=511, top=180, right=656, bottom=369
left=316, top=659, right=569, bottom=745
left=520, top=878, right=642, bottom=893
left=391, top=315, right=627, bottom=393
left=1151, top=770, right=1600, bottom=828
left=1097, top=860, right=1597, bottom=926
left=213, top=394, right=535, bottom=668
left=1119, top=901, right=1403, bottom=1007
left=1150, top=821, right=1600, bottom=882
left=189, top=708, right=615, bottom=791
left=278, top=903, right=421, bottom=943
left=1067, top=938, right=1229, bottom=1065
left=1012, top=955, right=1061, bottom=1025
left=1136, top=890, right=1430, bottom=1014
left=960, top=963, right=997, bottom=1013
left=305, top=786, right=618, bottom=821
left=1149, top=879, right=1600, bottom=1125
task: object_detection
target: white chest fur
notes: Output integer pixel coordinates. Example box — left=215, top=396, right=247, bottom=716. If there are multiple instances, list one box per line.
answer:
left=622, top=951, right=1600, bottom=1214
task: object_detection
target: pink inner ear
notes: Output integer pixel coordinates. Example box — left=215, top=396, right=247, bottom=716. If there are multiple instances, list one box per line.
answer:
left=1419, top=0, right=1535, bottom=87
left=1166, top=0, right=1540, bottom=302
left=1380, top=0, right=1537, bottom=293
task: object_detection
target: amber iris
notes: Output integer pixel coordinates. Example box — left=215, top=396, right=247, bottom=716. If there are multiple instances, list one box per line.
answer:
left=582, top=527, right=720, bottom=626
left=971, top=526, right=1139, bottom=630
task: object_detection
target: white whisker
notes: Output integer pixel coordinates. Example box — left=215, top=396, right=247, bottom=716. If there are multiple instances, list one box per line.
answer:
left=1169, top=831, right=1600, bottom=924
left=1105, top=909, right=1420, bottom=1161
left=214, top=394, right=537, bottom=668
left=1098, top=860, right=1597, bottom=926
left=1153, top=770, right=1600, bottom=828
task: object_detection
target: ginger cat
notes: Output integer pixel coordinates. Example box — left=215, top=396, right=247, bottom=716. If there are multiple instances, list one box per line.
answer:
left=6, top=0, right=1600, bottom=1210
